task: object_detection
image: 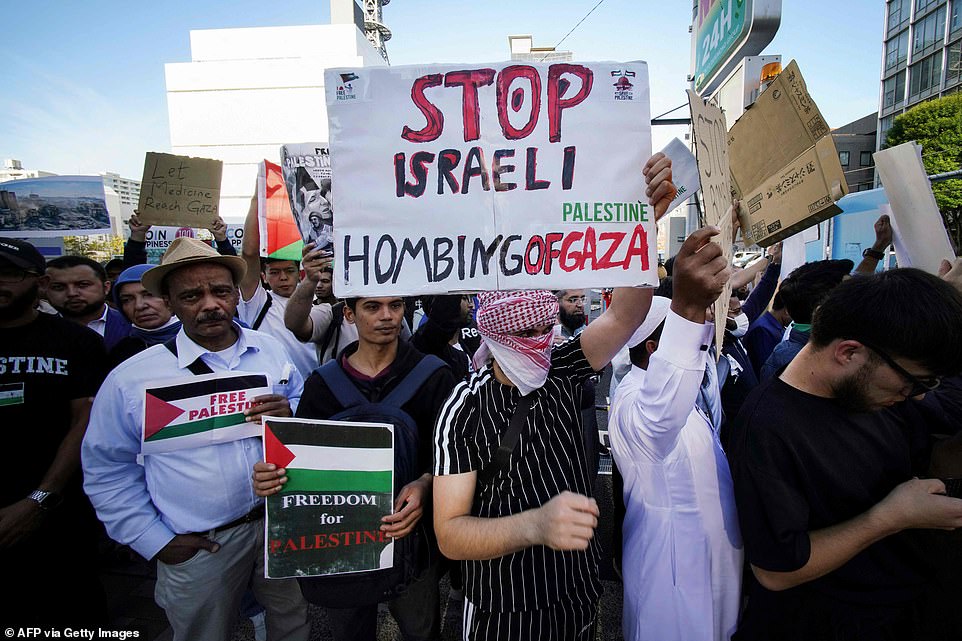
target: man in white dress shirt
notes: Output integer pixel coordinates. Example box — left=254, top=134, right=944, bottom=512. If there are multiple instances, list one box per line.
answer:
left=609, top=227, right=743, bottom=641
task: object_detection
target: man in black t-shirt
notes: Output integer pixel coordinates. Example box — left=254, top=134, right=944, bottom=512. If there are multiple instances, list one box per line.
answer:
left=0, top=238, right=108, bottom=627
left=730, top=268, right=962, bottom=641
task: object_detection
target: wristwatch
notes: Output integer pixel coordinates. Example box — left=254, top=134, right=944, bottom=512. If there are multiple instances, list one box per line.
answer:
left=862, top=247, right=885, bottom=260
left=27, top=489, right=63, bottom=511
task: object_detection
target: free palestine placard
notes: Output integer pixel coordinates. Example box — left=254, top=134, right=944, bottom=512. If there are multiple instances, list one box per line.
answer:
left=264, top=417, right=395, bottom=579
left=141, top=372, right=271, bottom=455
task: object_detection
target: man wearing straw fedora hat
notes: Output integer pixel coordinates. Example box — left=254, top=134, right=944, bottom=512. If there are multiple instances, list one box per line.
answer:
left=82, top=236, right=310, bottom=641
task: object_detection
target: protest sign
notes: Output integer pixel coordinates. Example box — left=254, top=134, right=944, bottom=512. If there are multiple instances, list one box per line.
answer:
left=659, top=138, right=700, bottom=215
left=264, top=417, right=395, bottom=579
left=0, top=176, right=110, bottom=237
left=728, top=61, right=847, bottom=247
left=875, top=142, right=955, bottom=274
left=137, top=152, right=222, bottom=228
left=325, top=61, right=655, bottom=296
left=281, top=144, right=334, bottom=252
left=258, top=160, right=303, bottom=261
left=141, top=372, right=271, bottom=455
left=142, top=225, right=244, bottom=264
left=688, top=90, right=734, bottom=354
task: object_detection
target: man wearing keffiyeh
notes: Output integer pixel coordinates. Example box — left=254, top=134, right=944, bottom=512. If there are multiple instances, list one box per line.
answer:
left=433, top=153, right=678, bottom=641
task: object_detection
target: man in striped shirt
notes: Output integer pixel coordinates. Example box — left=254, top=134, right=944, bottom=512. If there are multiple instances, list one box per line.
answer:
left=432, top=153, right=676, bottom=641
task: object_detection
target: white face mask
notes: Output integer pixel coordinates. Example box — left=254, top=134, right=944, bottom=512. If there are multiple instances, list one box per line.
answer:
left=730, top=312, right=750, bottom=338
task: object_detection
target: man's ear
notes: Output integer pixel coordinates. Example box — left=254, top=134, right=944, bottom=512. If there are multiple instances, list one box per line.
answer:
left=645, top=339, right=659, bottom=356
left=833, top=339, right=863, bottom=366
left=343, top=305, right=356, bottom=325
left=103, top=279, right=112, bottom=296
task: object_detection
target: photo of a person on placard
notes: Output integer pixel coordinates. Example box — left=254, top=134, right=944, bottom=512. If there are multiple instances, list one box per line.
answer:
left=296, top=169, right=333, bottom=253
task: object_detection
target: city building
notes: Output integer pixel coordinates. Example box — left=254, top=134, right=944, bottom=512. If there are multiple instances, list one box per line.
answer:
left=100, top=172, right=141, bottom=236
left=832, top=113, right=878, bottom=193
left=0, top=159, right=56, bottom=182
left=878, top=0, right=962, bottom=146
left=508, top=35, right=573, bottom=63
left=164, top=0, right=389, bottom=222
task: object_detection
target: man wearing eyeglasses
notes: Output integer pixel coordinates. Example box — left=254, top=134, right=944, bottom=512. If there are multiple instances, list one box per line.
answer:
left=556, top=290, right=588, bottom=339
left=0, top=238, right=109, bottom=627
left=729, top=268, right=962, bottom=641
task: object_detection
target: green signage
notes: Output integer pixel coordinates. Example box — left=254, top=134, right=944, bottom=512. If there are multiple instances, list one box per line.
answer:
left=691, top=0, right=781, bottom=96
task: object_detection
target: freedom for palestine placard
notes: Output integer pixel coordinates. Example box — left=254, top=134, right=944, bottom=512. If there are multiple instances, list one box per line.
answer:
left=264, top=416, right=395, bottom=579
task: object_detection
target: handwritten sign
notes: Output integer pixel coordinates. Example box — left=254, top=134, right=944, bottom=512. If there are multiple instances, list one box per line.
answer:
left=137, top=152, right=222, bottom=228
left=325, top=61, right=655, bottom=296
left=688, top=90, right=733, bottom=354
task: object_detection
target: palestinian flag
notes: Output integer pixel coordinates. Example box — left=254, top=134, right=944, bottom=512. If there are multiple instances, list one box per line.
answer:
left=0, top=382, right=24, bottom=407
left=264, top=417, right=396, bottom=578
left=141, top=372, right=271, bottom=455
left=258, top=160, right=303, bottom=261
left=264, top=418, right=394, bottom=494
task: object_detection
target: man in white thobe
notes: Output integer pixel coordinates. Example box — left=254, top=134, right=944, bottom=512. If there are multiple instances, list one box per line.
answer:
left=609, top=228, right=743, bottom=641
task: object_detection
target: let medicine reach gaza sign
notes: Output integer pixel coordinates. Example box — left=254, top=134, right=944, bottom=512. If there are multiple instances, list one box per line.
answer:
left=326, top=61, right=658, bottom=296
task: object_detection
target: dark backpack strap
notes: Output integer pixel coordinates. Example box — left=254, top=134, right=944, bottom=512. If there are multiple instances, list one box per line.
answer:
left=163, top=338, right=214, bottom=376
left=316, top=359, right=368, bottom=408
left=478, top=394, right=535, bottom=485
left=381, top=355, right=445, bottom=408
left=318, top=301, right=345, bottom=360
left=251, top=292, right=273, bottom=331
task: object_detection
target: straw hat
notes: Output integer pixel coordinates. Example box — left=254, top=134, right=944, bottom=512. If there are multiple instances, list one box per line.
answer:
left=141, top=236, right=247, bottom=296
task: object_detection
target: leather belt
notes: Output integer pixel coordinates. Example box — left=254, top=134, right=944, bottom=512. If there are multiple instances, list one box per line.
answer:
left=211, top=503, right=264, bottom=534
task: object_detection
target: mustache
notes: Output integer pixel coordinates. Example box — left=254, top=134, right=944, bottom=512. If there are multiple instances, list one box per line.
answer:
left=197, top=311, right=231, bottom=323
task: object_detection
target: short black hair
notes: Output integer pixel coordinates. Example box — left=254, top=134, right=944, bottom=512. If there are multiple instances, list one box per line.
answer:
left=261, top=257, right=299, bottom=271
left=103, top=258, right=125, bottom=272
left=779, top=259, right=853, bottom=324
left=810, top=268, right=962, bottom=376
left=655, top=276, right=673, bottom=300
left=47, top=255, right=107, bottom=282
left=772, top=290, right=785, bottom=311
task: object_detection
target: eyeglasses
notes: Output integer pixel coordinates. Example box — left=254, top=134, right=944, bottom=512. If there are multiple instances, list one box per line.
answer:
left=0, top=267, right=37, bottom=284
left=564, top=296, right=586, bottom=305
left=858, top=338, right=941, bottom=397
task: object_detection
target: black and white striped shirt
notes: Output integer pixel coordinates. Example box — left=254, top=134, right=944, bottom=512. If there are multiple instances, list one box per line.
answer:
left=434, top=336, right=602, bottom=613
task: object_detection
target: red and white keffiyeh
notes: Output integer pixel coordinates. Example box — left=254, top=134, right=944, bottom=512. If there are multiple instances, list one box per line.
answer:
left=473, top=290, right=560, bottom=395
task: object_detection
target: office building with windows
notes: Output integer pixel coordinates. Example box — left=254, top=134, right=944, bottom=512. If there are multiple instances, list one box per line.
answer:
left=879, top=0, right=961, bottom=146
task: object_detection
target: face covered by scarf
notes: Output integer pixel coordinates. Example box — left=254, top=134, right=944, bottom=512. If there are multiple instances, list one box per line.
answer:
left=473, top=290, right=560, bottom=395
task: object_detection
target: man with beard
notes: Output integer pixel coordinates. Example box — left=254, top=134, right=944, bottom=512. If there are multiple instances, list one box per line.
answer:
left=0, top=238, right=109, bottom=628
left=556, top=289, right=588, bottom=339
left=729, top=268, right=962, bottom=641
left=83, top=237, right=310, bottom=641
left=46, top=255, right=130, bottom=350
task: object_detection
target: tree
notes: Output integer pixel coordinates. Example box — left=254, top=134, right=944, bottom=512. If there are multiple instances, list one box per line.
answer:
left=885, top=93, right=962, bottom=252
left=63, top=234, right=125, bottom=261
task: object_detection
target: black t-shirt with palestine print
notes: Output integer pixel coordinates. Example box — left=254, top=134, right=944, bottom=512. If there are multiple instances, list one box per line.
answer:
left=0, top=313, right=107, bottom=506
left=434, top=335, right=603, bottom=613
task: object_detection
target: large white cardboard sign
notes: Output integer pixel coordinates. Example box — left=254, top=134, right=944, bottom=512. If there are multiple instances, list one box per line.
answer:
left=326, top=62, right=655, bottom=295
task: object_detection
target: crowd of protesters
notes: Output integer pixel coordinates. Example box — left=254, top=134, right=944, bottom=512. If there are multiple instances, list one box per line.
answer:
left=3, top=152, right=962, bottom=641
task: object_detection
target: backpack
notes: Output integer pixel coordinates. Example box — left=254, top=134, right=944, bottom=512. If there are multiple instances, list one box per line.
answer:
left=297, top=353, right=444, bottom=607
left=317, top=301, right=345, bottom=362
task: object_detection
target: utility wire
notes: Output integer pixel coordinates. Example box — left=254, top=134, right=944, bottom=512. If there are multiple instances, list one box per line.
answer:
left=652, top=103, right=690, bottom=120
left=540, top=0, right=607, bottom=62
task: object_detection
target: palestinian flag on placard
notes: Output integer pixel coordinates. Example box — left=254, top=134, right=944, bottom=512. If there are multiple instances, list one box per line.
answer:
left=0, top=382, right=24, bottom=407
left=264, top=418, right=394, bottom=494
left=141, top=372, right=271, bottom=455
left=258, top=160, right=303, bottom=261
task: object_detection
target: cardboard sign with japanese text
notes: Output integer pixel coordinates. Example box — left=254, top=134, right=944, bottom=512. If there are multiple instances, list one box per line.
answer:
left=137, top=152, right=223, bottom=228
left=325, top=62, right=655, bottom=295
left=688, top=90, right=733, bottom=355
left=264, top=416, right=394, bottom=579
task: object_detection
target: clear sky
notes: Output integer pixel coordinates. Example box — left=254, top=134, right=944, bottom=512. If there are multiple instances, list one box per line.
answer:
left=3, top=0, right=884, bottom=180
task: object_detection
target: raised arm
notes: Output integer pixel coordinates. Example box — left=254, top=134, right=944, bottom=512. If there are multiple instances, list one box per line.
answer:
left=239, top=195, right=263, bottom=300
left=580, top=153, right=676, bottom=370
left=284, top=243, right=333, bottom=342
